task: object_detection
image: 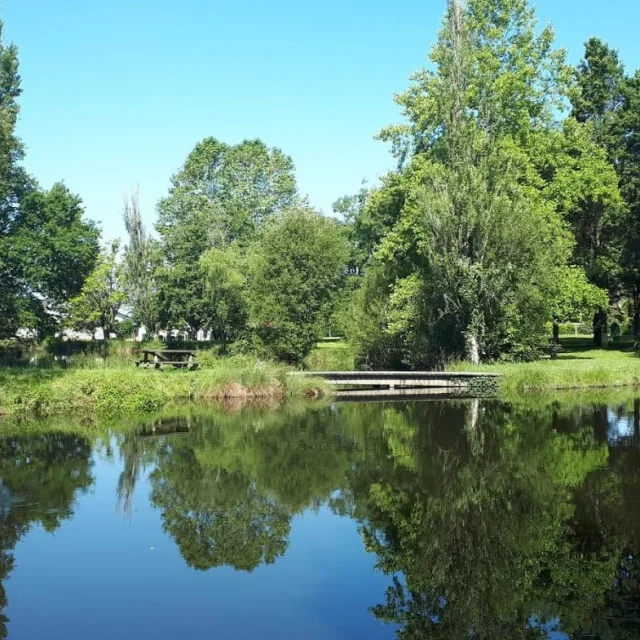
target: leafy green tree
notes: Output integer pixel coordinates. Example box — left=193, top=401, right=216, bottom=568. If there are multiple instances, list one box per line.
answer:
left=532, top=119, right=624, bottom=296
left=247, top=207, right=349, bottom=363
left=615, top=72, right=640, bottom=340
left=67, top=241, right=125, bottom=337
left=200, top=244, right=248, bottom=346
left=122, top=188, right=159, bottom=334
left=571, top=38, right=625, bottom=148
left=350, top=0, right=572, bottom=367
left=571, top=38, right=640, bottom=340
left=550, top=266, right=609, bottom=342
left=0, top=24, right=99, bottom=338
left=155, top=138, right=298, bottom=331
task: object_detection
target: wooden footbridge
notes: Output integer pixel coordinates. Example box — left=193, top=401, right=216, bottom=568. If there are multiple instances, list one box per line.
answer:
left=293, top=370, right=500, bottom=398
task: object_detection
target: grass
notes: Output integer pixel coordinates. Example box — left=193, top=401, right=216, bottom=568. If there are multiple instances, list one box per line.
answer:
left=449, top=336, right=640, bottom=395
left=0, top=354, right=330, bottom=421
left=305, top=341, right=356, bottom=371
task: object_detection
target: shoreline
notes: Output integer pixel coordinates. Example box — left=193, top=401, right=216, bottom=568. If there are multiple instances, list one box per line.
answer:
left=0, top=362, right=330, bottom=421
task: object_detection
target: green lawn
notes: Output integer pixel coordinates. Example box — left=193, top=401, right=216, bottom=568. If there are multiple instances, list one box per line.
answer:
left=449, top=336, right=639, bottom=394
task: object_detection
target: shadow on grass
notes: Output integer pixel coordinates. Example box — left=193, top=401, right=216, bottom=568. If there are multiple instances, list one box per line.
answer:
left=0, top=366, right=66, bottom=388
left=560, top=336, right=636, bottom=354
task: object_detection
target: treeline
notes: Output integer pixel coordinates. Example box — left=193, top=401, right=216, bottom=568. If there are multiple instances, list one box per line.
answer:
left=2, top=0, right=640, bottom=368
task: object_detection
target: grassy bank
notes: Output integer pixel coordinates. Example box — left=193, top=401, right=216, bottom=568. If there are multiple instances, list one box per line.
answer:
left=449, top=337, right=640, bottom=394
left=0, top=355, right=330, bottom=420
left=305, top=341, right=357, bottom=371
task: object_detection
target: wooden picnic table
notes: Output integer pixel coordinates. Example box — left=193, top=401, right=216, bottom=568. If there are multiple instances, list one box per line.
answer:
left=136, top=349, right=198, bottom=370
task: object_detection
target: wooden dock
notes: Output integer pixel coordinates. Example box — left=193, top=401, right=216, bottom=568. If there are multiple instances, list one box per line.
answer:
left=292, top=370, right=500, bottom=397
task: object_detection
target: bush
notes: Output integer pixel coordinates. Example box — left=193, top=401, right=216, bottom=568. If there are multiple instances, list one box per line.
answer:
left=114, top=319, right=136, bottom=339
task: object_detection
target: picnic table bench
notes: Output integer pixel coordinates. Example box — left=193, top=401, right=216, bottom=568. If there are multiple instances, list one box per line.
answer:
left=136, top=349, right=198, bottom=370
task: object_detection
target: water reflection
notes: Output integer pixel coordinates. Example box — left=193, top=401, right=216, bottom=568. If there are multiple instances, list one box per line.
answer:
left=0, top=433, right=93, bottom=637
left=1, top=398, right=640, bottom=638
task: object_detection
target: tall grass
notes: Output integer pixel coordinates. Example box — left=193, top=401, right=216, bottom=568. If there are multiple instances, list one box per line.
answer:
left=304, top=341, right=356, bottom=371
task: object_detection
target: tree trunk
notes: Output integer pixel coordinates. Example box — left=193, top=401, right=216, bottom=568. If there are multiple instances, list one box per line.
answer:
left=593, top=311, right=601, bottom=347
left=552, top=320, right=560, bottom=345
left=466, top=333, right=480, bottom=365
left=633, top=288, right=640, bottom=348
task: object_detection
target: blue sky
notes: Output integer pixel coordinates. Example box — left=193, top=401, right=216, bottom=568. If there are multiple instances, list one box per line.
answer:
left=3, top=0, right=640, bottom=241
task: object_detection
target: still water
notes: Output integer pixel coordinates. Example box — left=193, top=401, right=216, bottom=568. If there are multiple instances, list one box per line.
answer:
left=1, top=397, right=640, bottom=639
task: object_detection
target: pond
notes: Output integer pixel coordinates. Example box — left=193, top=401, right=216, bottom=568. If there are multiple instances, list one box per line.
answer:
left=1, top=396, right=640, bottom=639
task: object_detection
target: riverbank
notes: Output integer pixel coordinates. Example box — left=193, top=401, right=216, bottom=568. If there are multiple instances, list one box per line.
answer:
left=0, top=356, right=329, bottom=420
left=449, top=337, right=639, bottom=394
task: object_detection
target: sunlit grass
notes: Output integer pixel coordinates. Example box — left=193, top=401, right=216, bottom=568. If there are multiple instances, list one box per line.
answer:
left=304, top=341, right=356, bottom=371
left=0, top=354, right=330, bottom=420
left=449, top=336, right=639, bottom=394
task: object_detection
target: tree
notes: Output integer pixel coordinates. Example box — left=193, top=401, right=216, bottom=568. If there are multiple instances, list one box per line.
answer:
left=155, top=138, right=298, bottom=330
left=550, top=266, right=609, bottom=343
left=247, top=207, right=349, bottom=364
left=531, top=119, right=624, bottom=296
left=0, top=24, right=99, bottom=338
left=200, top=244, right=248, bottom=346
left=123, top=188, right=159, bottom=333
left=571, top=38, right=640, bottom=342
left=350, top=0, right=572, bottom=368
left=67, top=241, right=125, bottom=337
left=571, top=38, right=625, bottom=148
left=615, top=72, right=640, bottom=342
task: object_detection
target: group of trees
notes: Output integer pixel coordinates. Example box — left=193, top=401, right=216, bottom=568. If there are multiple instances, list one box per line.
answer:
left=3, top=0, right=640, bottom=367
left=337, top=0, right=640, bottom=367
left=151, top=138, right=348, bottom=362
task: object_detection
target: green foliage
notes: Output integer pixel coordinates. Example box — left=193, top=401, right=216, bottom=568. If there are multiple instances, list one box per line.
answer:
left=551, top=266, right=610, bottom=324
left=157, top=138, right=297, bottom=255
left=67, top=241, right=125, bottom=336
left=571, top=37, right=625, bottom=147
left=155, top=137, right=298, bottom=331
left=0, top=25, right=99, bottom=339
left=122, top=189, right=159, bottom=332
left=350, top=0, right=573, bottom=368
left=246, top=207, right=350, bottom=364
left=532, top=119, right=624, bottom=294
left=571, top=38, right=640, bottom=337
left=113, top=318, right=136, bottom=339
left=200, top=244, right=248, bottom=345
left=616, top=71, right=640, bottom=335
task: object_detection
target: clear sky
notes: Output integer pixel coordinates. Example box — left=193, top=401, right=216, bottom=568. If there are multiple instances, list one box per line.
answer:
left=3, top=0, right=640, bottom=241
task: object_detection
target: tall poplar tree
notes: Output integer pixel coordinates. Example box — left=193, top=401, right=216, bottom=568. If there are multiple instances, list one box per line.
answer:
left=350, top=0, right=572, bottom=367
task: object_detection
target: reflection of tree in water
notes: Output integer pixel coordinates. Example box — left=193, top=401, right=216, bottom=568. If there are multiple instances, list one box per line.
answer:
left=142, top=408, right=359, bottom=572
left=119, top=399, right=640, bottom=636
left=337, top=400, right=640, bottom=639
left=570, top=407, right=640, bottom=639
left=0, top=432, right=93, bottom=638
